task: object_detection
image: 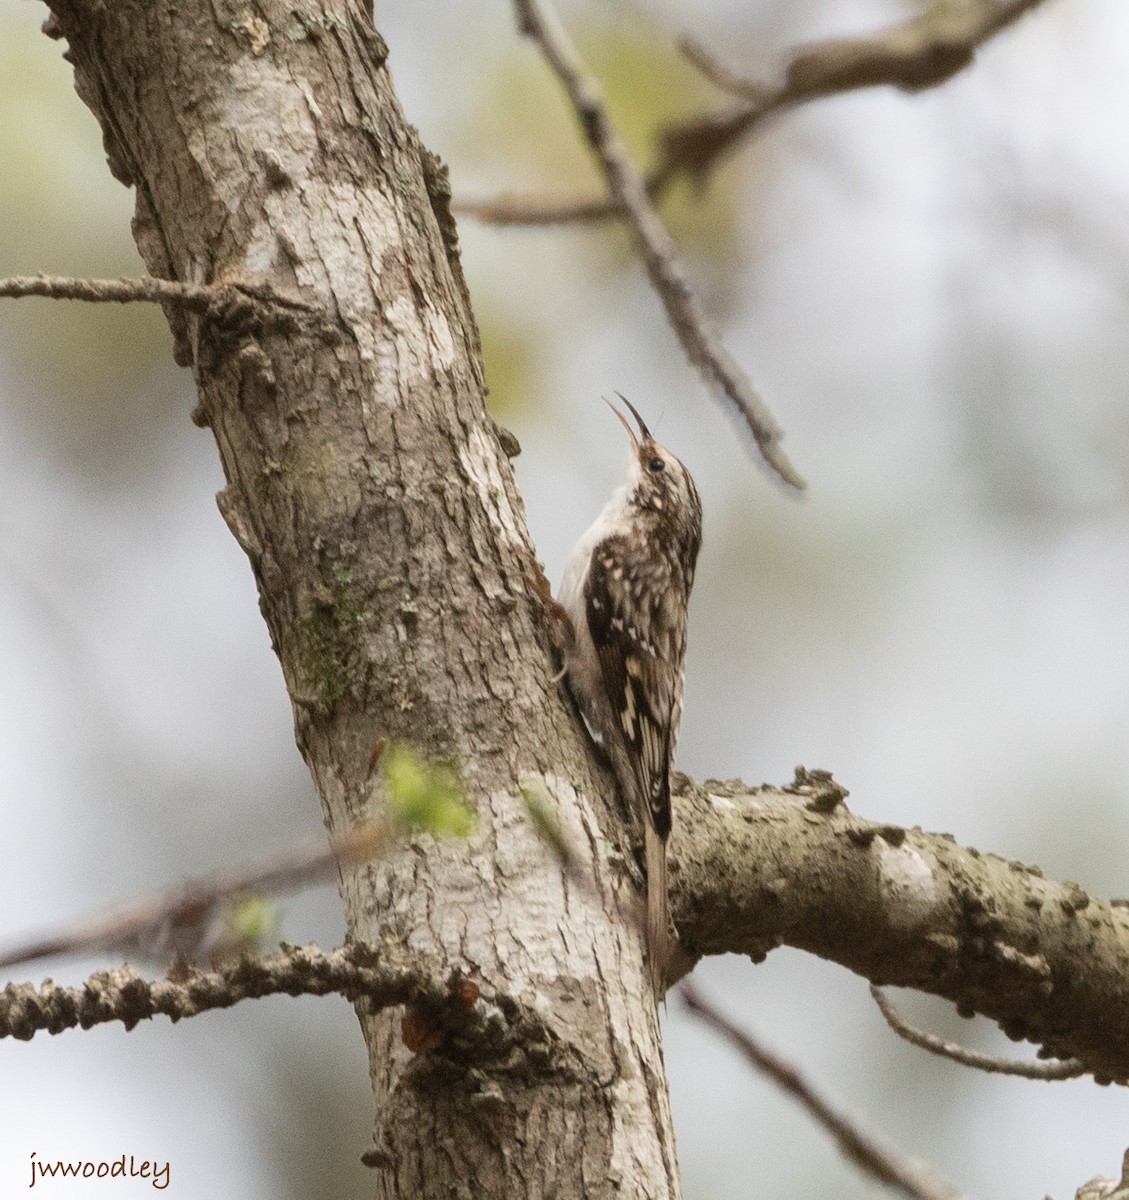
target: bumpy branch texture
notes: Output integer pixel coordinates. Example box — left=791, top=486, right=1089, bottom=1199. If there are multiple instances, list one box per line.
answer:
left=671, top=774, right=1129, bottom=1084
left=40, top=1, right=678, bottom=1196
left=0, top=944, right=423, bottom=1040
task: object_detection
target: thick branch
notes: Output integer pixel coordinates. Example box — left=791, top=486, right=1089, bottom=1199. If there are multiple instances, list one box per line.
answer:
left=671, top=772, right=1129, bottom=1084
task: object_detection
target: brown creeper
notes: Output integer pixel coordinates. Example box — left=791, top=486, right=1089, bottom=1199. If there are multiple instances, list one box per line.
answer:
left=559, top=396, right=702, bottom=997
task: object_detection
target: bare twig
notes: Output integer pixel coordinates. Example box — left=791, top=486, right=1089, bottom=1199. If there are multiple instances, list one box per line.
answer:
left=869, top=985, right=1085, bottom=1081
left=691, top=0, right=1046, bottom=102
left=454, top=189, right=635, bottom=227
left=0, top=273, right=314, bottom=326
left=460, top=0, right=1048, bottom=226
left=0, top=942, right=424, bottom=1041
left=510, top=0, right=803, bottom=488
left=0, top=821, right=393, bottom=973
left=680, top=982, right=961, bottom=1200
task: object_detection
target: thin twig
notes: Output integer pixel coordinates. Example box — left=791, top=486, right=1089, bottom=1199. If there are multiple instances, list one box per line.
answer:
left=0, top=274, right=315, bottom=326
left=0, top=274, right=228, bottom=310
left=680, top=982, right=961, bottom=1200
left=510, top=0, right=803, bottom=488
left=869, top=985, right=1085, bottom=1081
left=0, top=821, right=392, bottom=973
left=0, top=943, right=424, bottom=1041
left=454, top=188, right=637, bottom=227
left=460, top=0, right=1048, bottom=227
left=685, top=0, right=1046, bottom=103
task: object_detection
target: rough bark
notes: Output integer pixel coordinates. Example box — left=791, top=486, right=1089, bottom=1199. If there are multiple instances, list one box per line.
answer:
left=39, top=2, right=678, bottom=1196
left=672, top=772, right=1129, bottom=1084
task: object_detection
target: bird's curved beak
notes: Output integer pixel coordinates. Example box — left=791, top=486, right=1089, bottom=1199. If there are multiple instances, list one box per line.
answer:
left=604, top=392, right=651, bottom=446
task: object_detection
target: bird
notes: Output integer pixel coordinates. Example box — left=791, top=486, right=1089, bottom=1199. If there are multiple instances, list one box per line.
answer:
left=558, top=395, right=702, bottom=997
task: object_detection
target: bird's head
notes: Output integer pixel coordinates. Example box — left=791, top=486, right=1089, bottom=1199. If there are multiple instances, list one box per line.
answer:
left=605, top=393, right=702, bottom=548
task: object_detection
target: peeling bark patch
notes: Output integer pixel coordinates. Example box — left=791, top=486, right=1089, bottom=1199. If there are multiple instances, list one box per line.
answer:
left=242, top=207, right=284, bottom=276
left=316, top=183, right=398, bottom=306
left=424, top=304, right=456, bottom=370
left=458, top=423, right=525, bottom=554
left=237, top=15, right=271, bottom=55
left=380, top=293, right=453, bottom=387
left=207, top=57, right=318, bottom=212
left=878, top=843, right=937, bottom=932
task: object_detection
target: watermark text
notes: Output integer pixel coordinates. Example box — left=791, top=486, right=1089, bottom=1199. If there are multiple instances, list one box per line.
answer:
left=29, top=1153, right=170, bottom=1190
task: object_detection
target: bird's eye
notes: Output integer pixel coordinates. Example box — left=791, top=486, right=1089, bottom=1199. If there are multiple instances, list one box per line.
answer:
left=648, top=457, right=665, bottom=473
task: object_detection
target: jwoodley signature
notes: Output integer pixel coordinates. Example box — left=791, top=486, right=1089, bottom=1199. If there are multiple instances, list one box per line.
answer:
left=28, top=1153, right=170, bottom=1190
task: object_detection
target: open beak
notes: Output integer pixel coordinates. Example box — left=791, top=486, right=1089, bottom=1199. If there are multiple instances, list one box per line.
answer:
left=604, top=392, right=651, bottom=445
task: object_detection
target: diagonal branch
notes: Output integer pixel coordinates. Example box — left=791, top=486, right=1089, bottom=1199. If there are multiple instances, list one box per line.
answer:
left=460, top=0, right=1049, bottom=227
left=511, top=0, right=804, bottom=489
left=681, top=983, right=960, bottom=1200
left=685, top=0, right=1047, bottom=104
left=0, top=821, right=393, bottom=974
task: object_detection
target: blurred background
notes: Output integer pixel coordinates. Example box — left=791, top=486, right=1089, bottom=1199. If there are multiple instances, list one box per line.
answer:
left=2, top=0, right=1128, bottom=1195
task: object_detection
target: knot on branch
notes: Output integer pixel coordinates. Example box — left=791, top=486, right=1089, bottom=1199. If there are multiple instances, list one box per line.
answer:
left=787, top=765, right=850, bottom=814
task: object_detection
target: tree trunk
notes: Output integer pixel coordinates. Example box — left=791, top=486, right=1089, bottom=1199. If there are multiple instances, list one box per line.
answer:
left=41, top=1, right=678, bottom=1195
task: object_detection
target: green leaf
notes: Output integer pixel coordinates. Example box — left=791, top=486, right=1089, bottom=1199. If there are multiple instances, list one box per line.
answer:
left=383, top=744, right=475, bottom=839
left=224, top=895, right=281, bottom=955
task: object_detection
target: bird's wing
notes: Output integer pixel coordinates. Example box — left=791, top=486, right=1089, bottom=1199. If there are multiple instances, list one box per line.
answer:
left=583, top=534, right=682, bottom=840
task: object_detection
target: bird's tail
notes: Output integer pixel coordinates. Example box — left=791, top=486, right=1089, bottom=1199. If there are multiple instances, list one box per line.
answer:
left=644, top=819, right=669, bottom=1000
